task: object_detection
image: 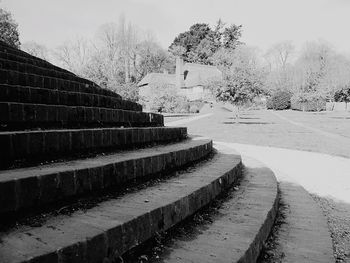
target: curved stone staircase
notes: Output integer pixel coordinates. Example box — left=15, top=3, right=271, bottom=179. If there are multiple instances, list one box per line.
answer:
left=0, top=41, right=334, bottom=263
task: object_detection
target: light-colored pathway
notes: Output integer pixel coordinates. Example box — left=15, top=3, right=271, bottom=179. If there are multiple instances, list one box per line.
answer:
left=215, top=142, right=350, bottom=204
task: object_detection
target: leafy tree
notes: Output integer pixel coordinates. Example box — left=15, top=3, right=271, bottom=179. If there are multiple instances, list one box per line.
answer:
left=136, top=40, right=174, bottom=80
left=188, top=30, right=221, bottom=64
left=208, top=46, right=265, bottom=122
left=334, top=86, right=350, bottom=102
left=222, top=24, right=242, bottom=49
left=169, top=23, right=212, bottom=63
left=0, top=8, right=20, bottom=48
left=169, top=20, right=242, bottom=64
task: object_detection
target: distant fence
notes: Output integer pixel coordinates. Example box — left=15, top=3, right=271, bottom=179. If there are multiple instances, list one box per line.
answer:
left=326, top=102, right=350, bottom=111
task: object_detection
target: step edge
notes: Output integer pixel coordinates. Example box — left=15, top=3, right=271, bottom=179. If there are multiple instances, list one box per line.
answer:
left=0, top=151, right=242, bottom=263
left=0, top=139, right=212, bottom=215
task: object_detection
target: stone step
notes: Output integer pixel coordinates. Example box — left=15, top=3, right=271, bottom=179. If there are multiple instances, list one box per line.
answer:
left=0, top=127, right=187, bottom=169
left=0, top=84, right=142, bottom=111
left=0, top=138, right=212, bottom=216
left=156, top=155, right=278, bottom=263
left=0, top=57, right=83, bottom=85
left=0, top=68, right=121, bottom=99
left=0, top=56, right=116, bottom=100
left=0, top=49, right=117, bottom=100
left=0, top=102, right=162, bottom=130
left=263, top=181, right=334, bottom=263
left=0, top=41, right=74, bottom=76
left=0, top=148, right=242, bottom=263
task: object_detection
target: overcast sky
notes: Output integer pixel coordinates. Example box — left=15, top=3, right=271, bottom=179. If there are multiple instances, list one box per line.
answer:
left=2, top=0, right=350, bottom=54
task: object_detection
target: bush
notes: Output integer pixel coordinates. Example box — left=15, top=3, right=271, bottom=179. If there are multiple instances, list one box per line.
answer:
left=268, top=90, right=292, bottom=110
left=291, top=93, right=326, bottom=112
left=334, top=87, right=350, bottom=102
left=115, top=83, right=139, bottom=102
left=189, top=101, right=205, bottom=113
left=150, top=93, right=188, bottom=113
left=266, top=97, right=273, bottom=109
left=140, top=83, right=188, bottom=113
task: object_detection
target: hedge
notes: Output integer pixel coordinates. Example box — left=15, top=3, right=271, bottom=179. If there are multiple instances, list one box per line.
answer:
left=291, top=93, right=326, bottom=112
left=267, top=90, right=292, bottom=110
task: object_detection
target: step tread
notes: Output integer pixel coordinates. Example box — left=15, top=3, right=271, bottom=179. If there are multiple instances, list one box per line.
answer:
left=0, top=101, right=162, bottom=129
left=0, top=43, right=74, bottom=76
left=276, top=181, right=334, bottom=263
left=0, top=84, right=142, bottom=111
left=0, top=138, right=212, bottom=214
left=0, top=126, right=180, bottom=135
left=0, top=138, right=210, bottom=181
left=160, top=156, right=278, bottom=263
left=0, top=127, right=187, bottom=169
left=0, top=150, right=242, bottom=263
left=0, top=68, right=121, bottom=99
left=0, top=57, right=78, bottom=80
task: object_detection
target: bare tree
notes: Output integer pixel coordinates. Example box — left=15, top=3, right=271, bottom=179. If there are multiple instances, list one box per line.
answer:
left=265, top=41, right=295, bottom=70
left=264, top=41, right=295, bottom=93
left=54, top=37, right=90, bottom=75
left=51, top=15, right=173, bottom=101
left=21, top=41, right=49, bottom=60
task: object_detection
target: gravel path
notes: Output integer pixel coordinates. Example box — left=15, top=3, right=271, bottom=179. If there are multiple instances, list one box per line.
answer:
left=312, top=195, right=350, bottom=262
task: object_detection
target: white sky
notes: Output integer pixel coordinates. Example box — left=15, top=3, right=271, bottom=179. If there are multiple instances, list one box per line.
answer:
left=2, top=0, right=350, bottom=54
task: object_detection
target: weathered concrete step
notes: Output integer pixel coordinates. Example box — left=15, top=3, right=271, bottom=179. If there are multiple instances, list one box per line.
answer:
left=264, top=182, right=334, bottom=263
left=0, top=138, right=212, bottom=216
left=0, top=148, right=242, bottom=263
left=0, top=84, right=142, bottom=111
left=0, top=102, right=162, bottom=130
left=157, top=155, right=278, bottom=263
left=0, top=127, right=187, bottom=169
left=0, top=68, right=121, bottom=99
left=0, top=41, right=73, bottom=76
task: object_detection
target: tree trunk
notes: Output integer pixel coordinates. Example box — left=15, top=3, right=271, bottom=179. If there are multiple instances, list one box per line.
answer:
left=232, top=104, right=240, bottom=124
left=124, top=57, right=130, bottom=83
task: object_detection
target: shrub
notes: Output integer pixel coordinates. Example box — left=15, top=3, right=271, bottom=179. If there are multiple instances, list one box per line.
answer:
left=268, top=90, right=292, bottom=110
left=291, top=93, right=326, bottom=112
left=188, top=100, right=204, bottom=113
left=115, top=83, right=139, bottom=102
left=334, top=87, right=350, bottom=102
left=140, top=83, right=189, bottom=113
left=150, top=93, right=188, bottom=113
left=266, top=97, right=273, bottom=109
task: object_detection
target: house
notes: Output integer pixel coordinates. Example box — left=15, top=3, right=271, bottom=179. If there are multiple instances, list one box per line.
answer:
left=138, top=57, right=222, bottom=101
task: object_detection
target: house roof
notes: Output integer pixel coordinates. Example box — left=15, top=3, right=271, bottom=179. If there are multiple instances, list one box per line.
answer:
left=183, top=63, right=222, bottom=88
left=138, top=73, right=175, bottom=87
left=138, top=63, right=222, bottom=88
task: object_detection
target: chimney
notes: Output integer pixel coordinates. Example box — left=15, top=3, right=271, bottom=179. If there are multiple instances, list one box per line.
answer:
left=175, top=57, right=184, bottom=89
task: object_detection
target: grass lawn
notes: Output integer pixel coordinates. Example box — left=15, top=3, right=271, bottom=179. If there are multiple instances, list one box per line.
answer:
left=167, top=106, right=350, bottom=159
